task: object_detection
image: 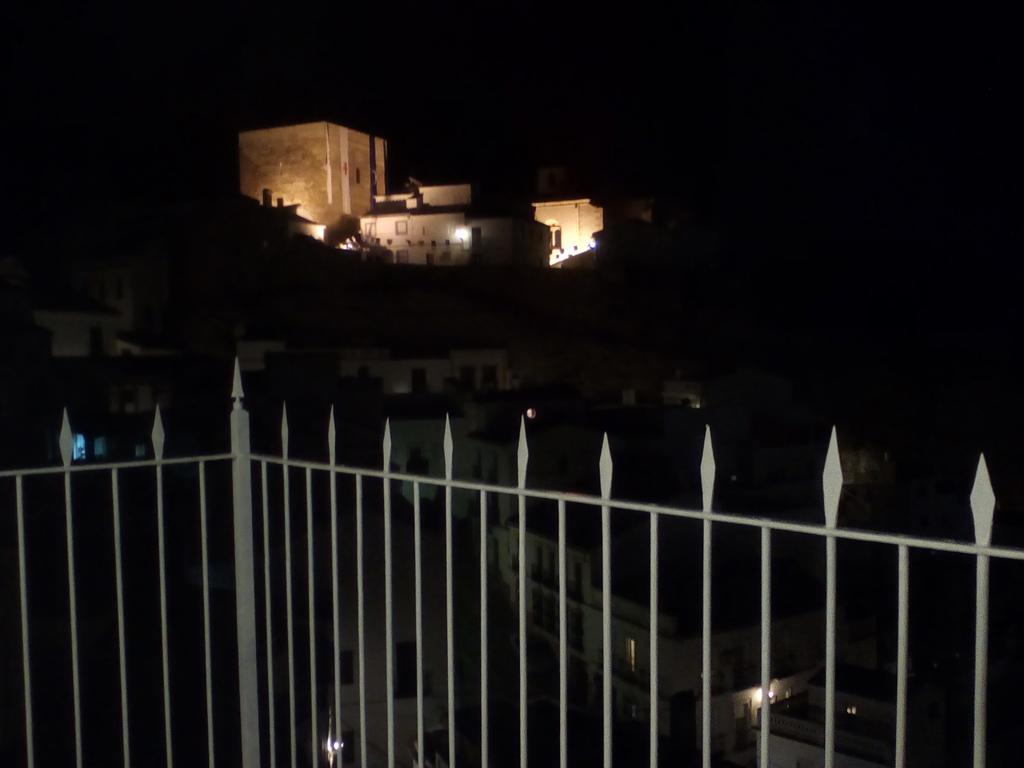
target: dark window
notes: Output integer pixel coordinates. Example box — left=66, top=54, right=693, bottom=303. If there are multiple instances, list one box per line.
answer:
left=552, top=226, right=562, bottom=250
left=357, top=366, right=369, bottom=378
left=440, top=252, right=451, bottom=264
left=407, top=446, right=429, bottom=475
left=532, top=588, right=543, bottom=626
left=342, top=730, right=355, bottom=764
left=471, top=226, right=482, bottom=249
left=426, top=253, right=434, bottom=265
left=395, top=250, right=409, bottom=264
left=482, top=365, right=498, bottom=389
left=411, top=367, right=427, bottom=393
left=89, top=327, right=104, bottom=356
left=340, top=650, right=355, bottom=685
left=396, top=220, right=408, bottom=235
left=395, top=641, right=416, bottom=698
left=557, top=453, right=569, bottom=474
left=355, top=167, right=362, bottom=184
left=460, top=366, right=475, bottom=388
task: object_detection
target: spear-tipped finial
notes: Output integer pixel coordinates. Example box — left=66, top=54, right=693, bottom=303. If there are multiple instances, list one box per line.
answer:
left=599, top=433, right=613, bottom=500
left=383, top=419, right=392, bottom=471
left=700, top=426, right=716, bottom=513
left=59, top=408, right=73, bottom=467
left=232, top=357, right=244, bottom=410
left=281, top=402, right=289, bottom=459
left=970, top=453, right=996, bottom=547
left=328, top=406, right=336, bottom=466
left=516, top=416, right=529, bottom=489
left=444, top=414, right=454, bottom=481
left=823, top=426, right=844, bottom=528
left=152, top=405, right=166, bottom=460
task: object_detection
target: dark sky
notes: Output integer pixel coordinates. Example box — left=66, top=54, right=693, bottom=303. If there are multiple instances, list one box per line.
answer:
left=4, top=1, right=1022, bottom=252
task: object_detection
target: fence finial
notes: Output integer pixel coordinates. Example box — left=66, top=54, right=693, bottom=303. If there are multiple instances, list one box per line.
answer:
left=444, top=414, right=453, bottom=481
left=516, top=416, right=529, bottom=489
left=599, top=432, right=613, bottom=500
left=281, top=403, right=289, bottom=460
left=328, top=406, right=336, bottom=466
left=700, top=425, right=715, bottom=513
left=970, top=453, right=996, bottom=547
left=152, top=405, right=166, bottom=460
left=232, top=357, right=244, bottom=410
left=823, top=426, right=843, bottom=528
left=383, top=418, right=392, bottom=471
left=59, top=408, right=73, bottom=467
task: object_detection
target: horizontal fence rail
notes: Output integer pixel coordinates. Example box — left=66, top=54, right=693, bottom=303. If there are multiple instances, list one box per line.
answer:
left=5, top=360, right=1016, bottom=768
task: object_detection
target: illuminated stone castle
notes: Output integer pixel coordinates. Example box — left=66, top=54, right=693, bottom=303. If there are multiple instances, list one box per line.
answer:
left=238, top=121, right=388, bottom=240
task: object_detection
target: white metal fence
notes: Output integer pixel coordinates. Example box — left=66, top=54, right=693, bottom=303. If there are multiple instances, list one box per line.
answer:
left=6, top=360, right=1021, bottom=768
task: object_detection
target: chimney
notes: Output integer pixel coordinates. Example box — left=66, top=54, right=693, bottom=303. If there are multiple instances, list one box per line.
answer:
left=262, top=189, right=272, bottom=207
left=276, top=198, right=284, bottom=208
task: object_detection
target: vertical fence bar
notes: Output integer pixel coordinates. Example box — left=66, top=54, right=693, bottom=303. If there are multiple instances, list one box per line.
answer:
left=329, top=409, right=342, bottom=759
left=444, top=417, right=457, bottom=768
left=822, top=428, right=843, bottom=768
left=759, top=527, right=771, bottom=768
left=414, top=482, right=425, bottom=768
left=599, top=435, right=613, bottom=768
left=306, top=467, right=318, bottom=768
left=517, top=419, right=529, bottom=768
left=558, top=499, right=567, bottom=768
left=970, top=455, right=995, bottom=768
left=383, top=422, right=395, bottom=768
left=974, top=553, right=990, bottom=768
left=281, top=406, right=297, bottom=768
left=700, top=428, right=715, bottom=768
left=111, top=470, right=131, bottom=768
left=58, top=411, right=83, bottom=768
left=895, top=545, right=909, bottom=768
left=261, top=461, right=277, bottom=768
left=649, top=511, right=658, bottom=768
left=198, top=462, right=215, bottom=768
left=480, top=491, right=489, bottom=768
left=355, top=474, right=368, bottom=768
left=445, top=471, right=456, bottom=768
left=16, top=475, right=35, bottom=768
left=825, top=534, right=837, bottom=768
left=701, top=518, right=711, bottom=768
left=230, top=366, right=261, bottom=768
left=154, top=414, right=173, bottom=768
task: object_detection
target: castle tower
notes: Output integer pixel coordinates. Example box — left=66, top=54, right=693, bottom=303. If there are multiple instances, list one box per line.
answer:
left=238, top=121, right=388, bottom=240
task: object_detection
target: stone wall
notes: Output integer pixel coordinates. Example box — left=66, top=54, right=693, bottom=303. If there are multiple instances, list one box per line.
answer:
left=238, top=122, right=387, bottom=240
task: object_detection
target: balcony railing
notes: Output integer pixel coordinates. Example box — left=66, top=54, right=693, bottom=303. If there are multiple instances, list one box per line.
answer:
left=4, top=360, right=1019, bottom=768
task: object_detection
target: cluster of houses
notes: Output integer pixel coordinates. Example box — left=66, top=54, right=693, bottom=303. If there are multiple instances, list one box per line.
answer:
left=238, top=120, right=619, bottom=269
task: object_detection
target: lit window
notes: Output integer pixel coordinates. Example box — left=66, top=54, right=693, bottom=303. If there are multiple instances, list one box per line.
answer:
left=73, top=434, right=87, bottom=462
left=396, top=221, right=408, bottom=235
left=135, top=443, right=146, bottom=458
left=526, top=407, right=537, bottom=419
left=94, top=437, right=108, bottom=459
left=846, top=705, right=857, bottom=715
left=626, top=637, right=638, bottom=673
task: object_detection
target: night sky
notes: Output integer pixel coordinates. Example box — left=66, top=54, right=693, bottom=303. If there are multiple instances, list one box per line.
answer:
left=4, top=1, right=1022, bottom=254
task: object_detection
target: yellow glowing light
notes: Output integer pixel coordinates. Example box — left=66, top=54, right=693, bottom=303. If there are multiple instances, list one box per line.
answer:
left=455, top=227, right=469, bottom=242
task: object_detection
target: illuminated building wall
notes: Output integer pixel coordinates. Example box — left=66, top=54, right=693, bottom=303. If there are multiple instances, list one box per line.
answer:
left=238, top=121, right=387, bottom=239
left=531, top=198, right=604, bottom=266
